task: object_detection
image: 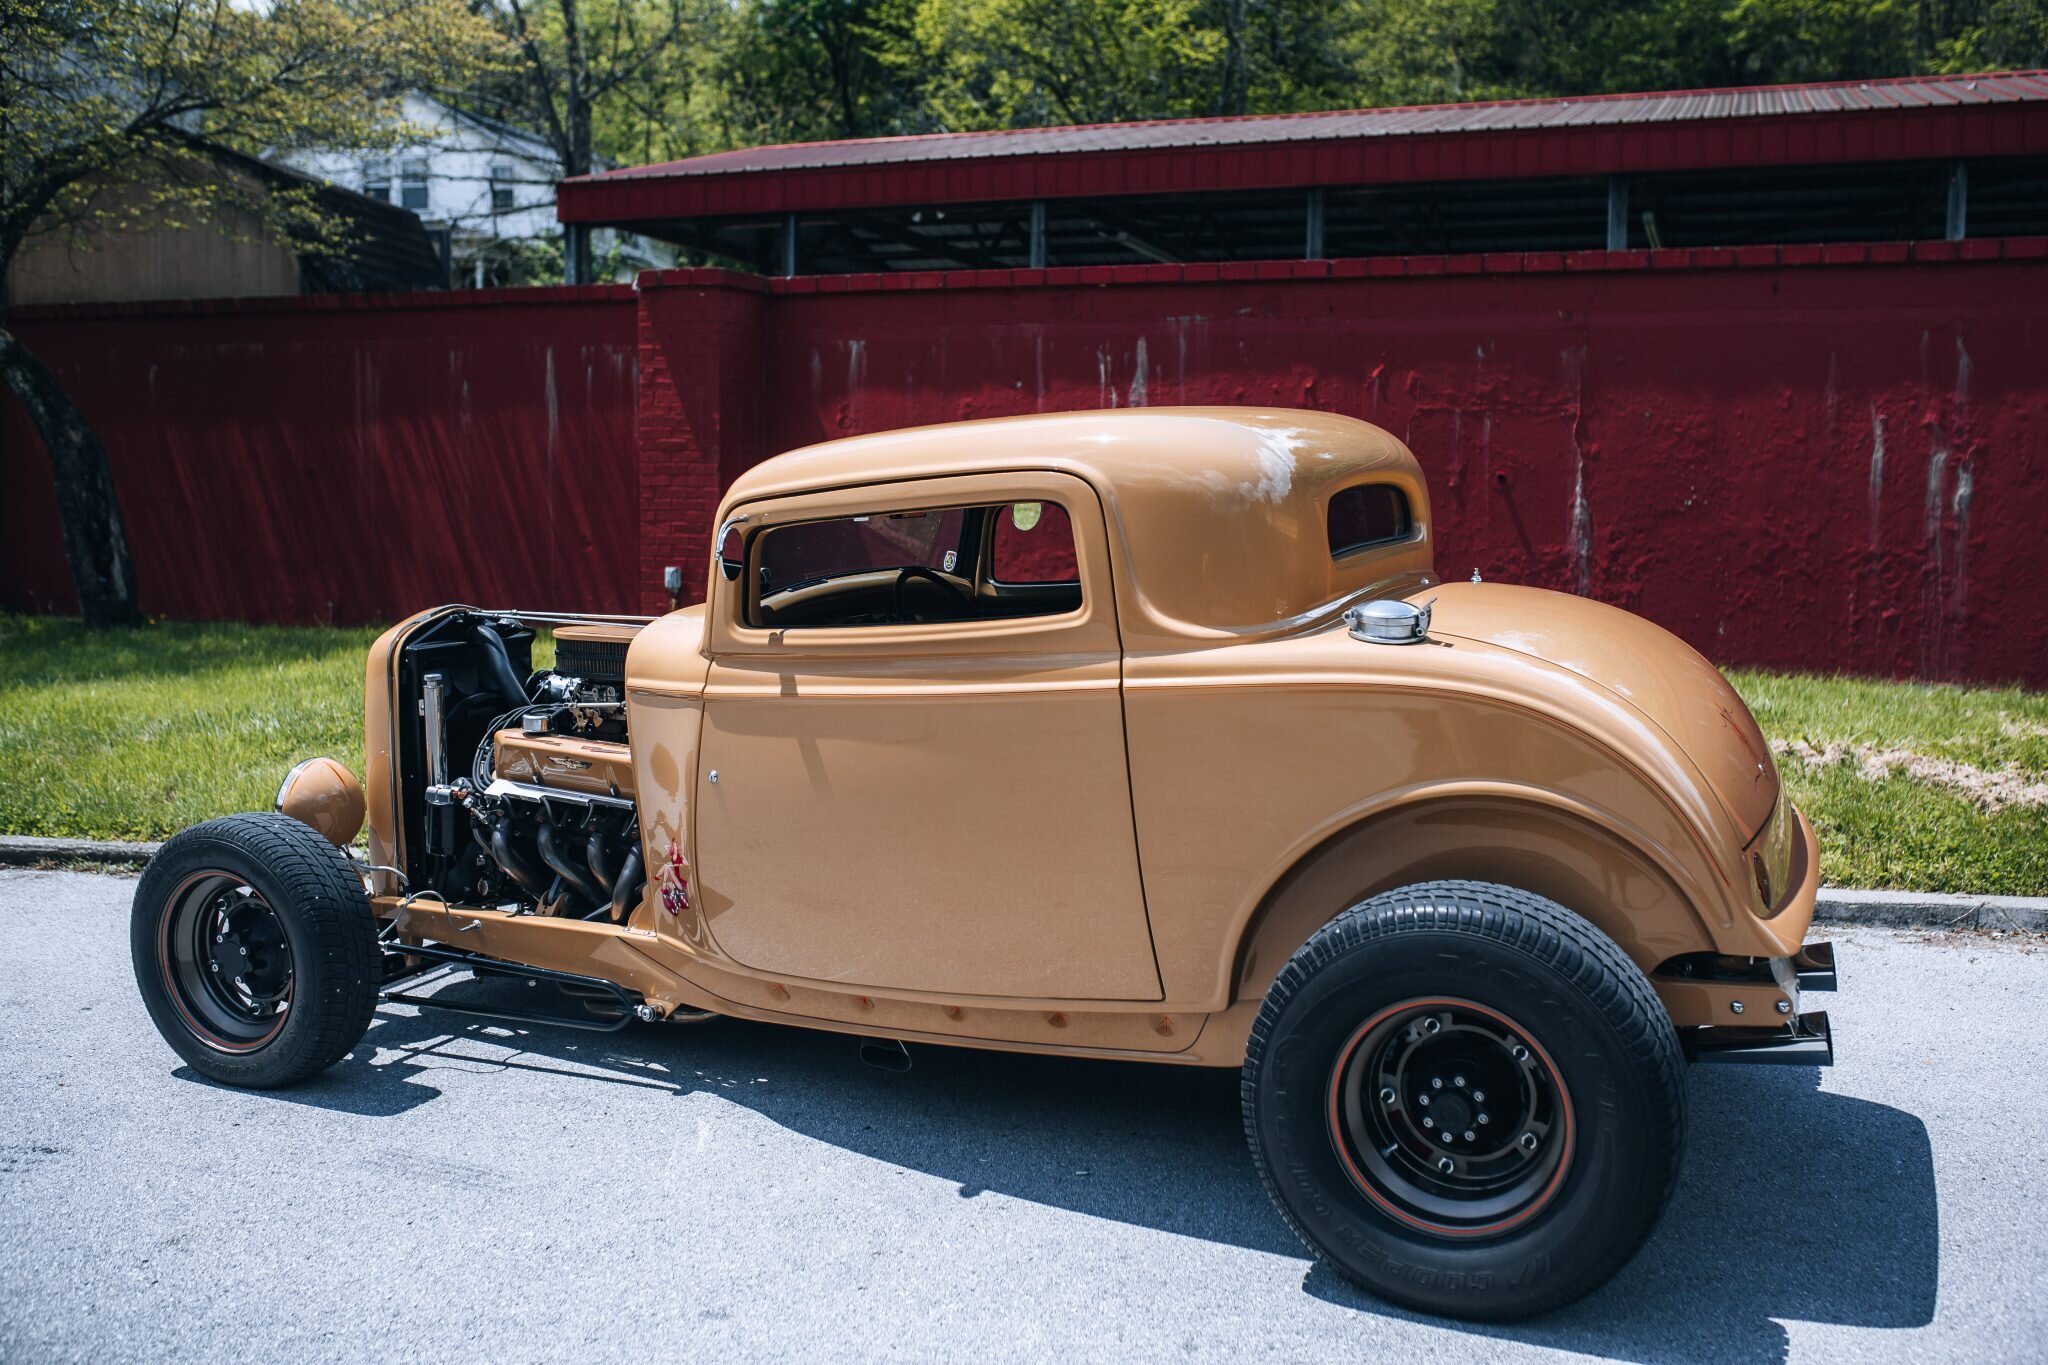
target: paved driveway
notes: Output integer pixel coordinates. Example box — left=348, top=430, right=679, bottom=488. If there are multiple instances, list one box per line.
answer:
left=2, top=869, right=2043, bottom=1363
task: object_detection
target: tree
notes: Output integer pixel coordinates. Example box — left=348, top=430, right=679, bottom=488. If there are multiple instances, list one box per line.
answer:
left=712, top=0, right=913, bottom=144
left=468, top=0, right=703, bottom=282
left=0, top=0, right=500, bottom=625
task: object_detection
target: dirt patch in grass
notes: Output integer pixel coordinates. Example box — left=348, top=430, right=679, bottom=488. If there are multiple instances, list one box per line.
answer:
left=1772, top=738, right=2048, bottom=815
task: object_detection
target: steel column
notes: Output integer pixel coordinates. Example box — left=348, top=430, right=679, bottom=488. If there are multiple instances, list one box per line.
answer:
left=1606, top=177, right=1630, bottom=251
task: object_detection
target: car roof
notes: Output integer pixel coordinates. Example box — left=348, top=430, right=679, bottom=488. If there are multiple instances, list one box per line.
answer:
left=720, top=408, right=1435, bottom=647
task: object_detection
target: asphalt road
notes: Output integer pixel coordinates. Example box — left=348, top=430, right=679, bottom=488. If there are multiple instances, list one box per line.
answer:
left=3, top=869, right=2044, bottom=1364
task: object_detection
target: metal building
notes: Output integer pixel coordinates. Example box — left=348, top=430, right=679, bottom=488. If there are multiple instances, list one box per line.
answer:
left=558, top=72, right=2048, bottom=276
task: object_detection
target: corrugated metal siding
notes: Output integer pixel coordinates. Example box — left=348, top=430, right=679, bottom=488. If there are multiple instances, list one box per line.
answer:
left=559, top=72, right=2048, bottom=223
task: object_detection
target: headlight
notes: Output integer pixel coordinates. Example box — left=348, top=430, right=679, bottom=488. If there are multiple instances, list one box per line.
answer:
left=276, top=757, right=366, bottom=848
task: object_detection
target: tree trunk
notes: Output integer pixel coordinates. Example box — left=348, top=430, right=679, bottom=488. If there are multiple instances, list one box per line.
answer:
left=0, top=318, right=143, bottom=626
left=560, top=0, right=595, bottom=286
left=1219, top=0, right=1249, bottom=116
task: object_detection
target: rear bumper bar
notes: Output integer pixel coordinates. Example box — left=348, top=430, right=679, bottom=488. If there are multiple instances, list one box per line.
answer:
left=1793, top=939, right=1837, bottom=992
left=1684, top=1008, right=1834, bottom=1067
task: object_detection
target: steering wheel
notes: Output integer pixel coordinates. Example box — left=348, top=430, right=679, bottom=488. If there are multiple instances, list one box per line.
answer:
left=891, top=566, right=974, bottom=623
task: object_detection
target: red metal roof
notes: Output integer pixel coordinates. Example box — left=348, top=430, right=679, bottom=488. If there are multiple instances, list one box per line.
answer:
left=559, top=71, right=2048, bottom=224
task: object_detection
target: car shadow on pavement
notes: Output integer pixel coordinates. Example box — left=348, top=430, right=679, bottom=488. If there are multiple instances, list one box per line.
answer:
left=227, top=981, right=1938, bottom=1363
left=1303, top=1062, right=1939, bottom=1363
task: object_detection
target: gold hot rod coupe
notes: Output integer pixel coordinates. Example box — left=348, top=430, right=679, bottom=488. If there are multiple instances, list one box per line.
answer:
left=133, top=408, right=1835, bottom=1320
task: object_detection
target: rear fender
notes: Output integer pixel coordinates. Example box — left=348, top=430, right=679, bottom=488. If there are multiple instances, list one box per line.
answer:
left=1229, top=793, right=1723, bottom=1006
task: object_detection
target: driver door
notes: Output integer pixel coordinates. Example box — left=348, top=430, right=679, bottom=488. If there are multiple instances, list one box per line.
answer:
left=694, top=471, right=1160, bottom=1001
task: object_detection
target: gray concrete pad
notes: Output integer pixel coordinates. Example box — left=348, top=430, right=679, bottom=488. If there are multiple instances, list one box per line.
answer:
left=2, top=869, right=2042, bottom=1363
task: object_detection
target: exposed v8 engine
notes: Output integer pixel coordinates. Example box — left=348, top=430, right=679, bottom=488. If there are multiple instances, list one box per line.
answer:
left=399, top=612, right=645, bottom=921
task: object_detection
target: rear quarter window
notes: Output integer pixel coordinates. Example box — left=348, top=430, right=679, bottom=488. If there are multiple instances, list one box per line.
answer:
left=991, top=501, right=1079, bottom=583
left=1327, top=484, right=1413, bottom=559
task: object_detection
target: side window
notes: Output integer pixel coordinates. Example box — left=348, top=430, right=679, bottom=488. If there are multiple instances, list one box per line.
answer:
left=758, top=507, right=966, bottom=590
left=1327, top=484, right=1413, bottom=559
left=746, top=501, right=1081, bottom=629
left=991, top=502, right=1078, bottom=584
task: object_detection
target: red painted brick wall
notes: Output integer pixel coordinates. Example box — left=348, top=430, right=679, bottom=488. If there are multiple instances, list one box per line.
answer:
left=639, top=242, right=2048, bottom=686
left=2, top=286, right=638, bottom=623
left=7, top=246, right=2044, bottom=687
left=634, top=273, right=766, bottom=615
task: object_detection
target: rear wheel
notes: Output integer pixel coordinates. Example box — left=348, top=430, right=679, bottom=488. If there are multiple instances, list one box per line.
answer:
left=132, top=813, right=378, bottom=1088
left=1242, top=880, right=1686, bottom=1320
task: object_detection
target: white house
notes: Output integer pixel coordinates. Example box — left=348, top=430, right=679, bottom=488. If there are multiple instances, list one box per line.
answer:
left=282, top=94, right=674, bottom=288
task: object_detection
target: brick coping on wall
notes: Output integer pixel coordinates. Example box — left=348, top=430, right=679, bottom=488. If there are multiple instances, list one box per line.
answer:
left=6, top=282, right=637, bottom=323
left=637, top=234, right=2048, bottom=296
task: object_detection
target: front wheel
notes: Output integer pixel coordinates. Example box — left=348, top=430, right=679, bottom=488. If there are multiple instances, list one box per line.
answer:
left=1242, top=881, right=1686, bottom=1320
left=132, top=813, right=379, bottom=1088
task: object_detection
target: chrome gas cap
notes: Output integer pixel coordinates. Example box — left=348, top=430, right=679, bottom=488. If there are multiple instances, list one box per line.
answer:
left=1345, top=597, right=1435, bottom=645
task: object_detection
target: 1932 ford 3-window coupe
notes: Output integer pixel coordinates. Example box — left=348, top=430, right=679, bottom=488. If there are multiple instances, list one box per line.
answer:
left=133, top=408, right=1834, bottom=1320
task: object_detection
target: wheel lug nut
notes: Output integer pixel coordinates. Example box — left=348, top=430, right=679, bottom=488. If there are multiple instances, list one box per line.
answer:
left=1417, top=1094, right=1430, bottom=1107
left=1463, top=1130, right=1476, bottom=1141
left=1477, top=1113, right=1490, bottom=1124
left=1437, top=1157, right=1455, bottom=1175
left=1453, top=1074, right=1467, bottom=1087
left=1472, top=1090, right=1485, bottom=1103
left=1378, top=1087, right=1396, bottom=1105
left=1431, top=1076, right=1443, bottom=1089
left=1422, top=1117, right=1435, bottom=1129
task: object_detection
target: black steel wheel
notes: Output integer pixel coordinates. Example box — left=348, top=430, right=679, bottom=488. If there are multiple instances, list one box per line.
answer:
left=133, top=812, right=378, bottom=1087
left=157, top=872, right=297, bottom=1051
left=1329, top=997, right=1573, bottom=1238
left=1242, top=880, right=1686, bottom=1321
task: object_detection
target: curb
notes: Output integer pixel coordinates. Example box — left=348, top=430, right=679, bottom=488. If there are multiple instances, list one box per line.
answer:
left=3, top=835, right=2046, bottom=932
left=0, top=835, right=162, bottom=867
left=1814, top=889, right=2048, bottom=934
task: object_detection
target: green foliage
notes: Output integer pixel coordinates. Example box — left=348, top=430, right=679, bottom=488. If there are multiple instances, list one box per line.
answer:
left=0, top=0, right=505, bottom=271
left=652, top=0, right=2048, bottom=144
left=882, top=0, right=1356, bottom=131
left=715, top=0, right=914, bottom=143
left=462, top=0, right=725, bottom=170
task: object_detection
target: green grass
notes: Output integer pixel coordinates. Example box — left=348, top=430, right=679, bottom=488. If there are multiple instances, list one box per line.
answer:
left=2, top=616, right=2043, bottom=894
left=0, top=616, right=386, bottom=842
left=1727, top=669, right=2048, bottom=897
